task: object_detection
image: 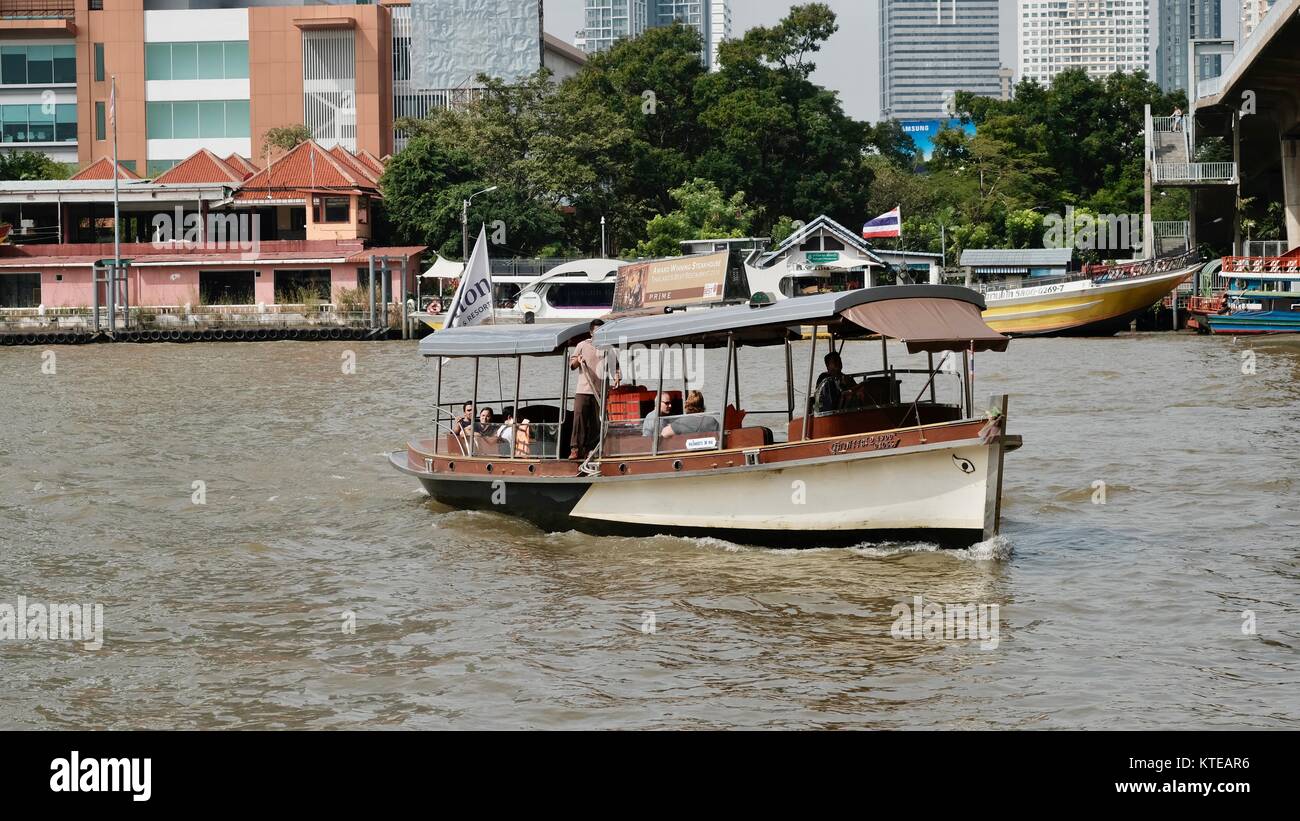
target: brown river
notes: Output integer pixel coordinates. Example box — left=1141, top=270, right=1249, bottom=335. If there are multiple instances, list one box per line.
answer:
left=1, top=333, right=1297, bottom=729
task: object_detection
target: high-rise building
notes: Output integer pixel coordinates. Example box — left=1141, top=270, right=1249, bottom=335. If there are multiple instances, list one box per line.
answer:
left=581, top=0, right=727, bottom=70
left=1156, top=0, right=1223, bottom=93
left=1241, top=0, right=1275, bottom=41
left=1017, top=0, right=1151, bottom=86
left=0, top=0, right=584, bottom=170
left=879, top=0, right=1003, bottom=120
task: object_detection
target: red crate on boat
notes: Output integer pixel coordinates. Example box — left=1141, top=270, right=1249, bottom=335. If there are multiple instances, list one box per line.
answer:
left=608, top=386, right=654, bottom=421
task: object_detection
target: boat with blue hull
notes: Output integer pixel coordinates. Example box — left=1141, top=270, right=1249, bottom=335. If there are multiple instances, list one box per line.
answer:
left=1204, top=251, right=1300, bottom=335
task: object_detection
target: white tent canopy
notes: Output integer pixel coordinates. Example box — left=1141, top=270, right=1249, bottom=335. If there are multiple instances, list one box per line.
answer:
left=421, top=253, right=465, bottom=279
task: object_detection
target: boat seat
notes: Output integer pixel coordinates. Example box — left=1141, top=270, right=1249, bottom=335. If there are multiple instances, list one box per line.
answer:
left=788, top=403, right=961, bottom=441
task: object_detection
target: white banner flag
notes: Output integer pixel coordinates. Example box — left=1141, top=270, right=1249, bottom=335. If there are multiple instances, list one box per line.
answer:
left=443, top=225, right=494, bottom=329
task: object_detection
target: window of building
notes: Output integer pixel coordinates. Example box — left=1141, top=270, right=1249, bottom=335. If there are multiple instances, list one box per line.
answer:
left=146, top=100, right=250, bottom=140
left=94, top=43, right=105, bottom=82
left=0, top=45, right=75, bottom=86
left=145, top=41, right=249, bottom=81
left=273, top=269, right=332, bottom=303
left=95, top=101, right=105, bottom=141
left=0, top=273, right=41, bottom=308
left=146, top=159, right=179, bottom=177
left=313, top=196, right=350, bottom=223
left=200, top=270, right=255, bottom=305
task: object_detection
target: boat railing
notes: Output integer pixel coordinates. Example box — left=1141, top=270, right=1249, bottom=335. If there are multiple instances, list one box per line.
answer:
left=431, top=402, right=566, bottom=459
left=603, top=412, right=725, bottom=457
left=1221, top=255, right=1300, bottom=276
left=972, top=250, right=1200, bottom=294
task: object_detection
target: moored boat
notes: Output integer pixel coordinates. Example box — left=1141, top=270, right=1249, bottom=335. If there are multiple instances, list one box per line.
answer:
left=389, top=285, right=1021, bottom=547
left=1203, top=250, right=1300, bottom=335
left=975, top=251, right=1201, bottom=336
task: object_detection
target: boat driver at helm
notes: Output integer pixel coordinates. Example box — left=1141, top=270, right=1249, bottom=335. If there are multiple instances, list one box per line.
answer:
left=814, top=350, right=864, bottom=414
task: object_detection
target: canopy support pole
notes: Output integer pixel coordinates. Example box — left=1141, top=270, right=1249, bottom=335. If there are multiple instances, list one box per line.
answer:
left=927, top=352, right=936, bottom=403
left=434, top=356, right=443, bottom=455
left=513, top=354, right=522, bottom=458
left=559, top=347, right=570, bottom=461
left=721, top=334, right=734, bottom=444
left=471, top=357, right=480, bottom=457
left=653, top=344, right=665, bottom=457
left=802, top=325, right=818, bottom=441
left=784, top=339, right=795, bottom=422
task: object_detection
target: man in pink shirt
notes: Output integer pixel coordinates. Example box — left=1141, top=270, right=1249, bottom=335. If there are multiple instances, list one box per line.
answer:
left=569, top=319, right=619, bottom=460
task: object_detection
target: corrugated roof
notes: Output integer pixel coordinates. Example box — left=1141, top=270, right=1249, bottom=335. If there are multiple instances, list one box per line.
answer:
left=595, top=285, right=989, bottom=349
left=70, top=158, right=141, bottom=181
left=153, top=149, right=246, bottom=185
left=419, top=321, right=591, bottom=358
left=959, top=248, right=1074, bottom=266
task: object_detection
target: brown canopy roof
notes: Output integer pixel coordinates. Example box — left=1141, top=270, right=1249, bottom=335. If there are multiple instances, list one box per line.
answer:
left=842, top=297, right=1008, bottom=353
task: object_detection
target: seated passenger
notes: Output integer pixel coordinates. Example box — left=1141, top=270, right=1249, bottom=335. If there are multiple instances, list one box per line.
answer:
left=474, top=406, right=497, bottom=436
left=497, top=407, right=516, bottom=455
left=453, top=402, right=474, bottom=436
left=661, top=390, right=720, bottom=439
left=814, top=351, right=863, bottom=414
left=641, top=393, right=674, bottom=437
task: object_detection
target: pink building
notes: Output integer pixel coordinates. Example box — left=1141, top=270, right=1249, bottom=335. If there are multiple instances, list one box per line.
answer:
left=0, top=141, right=423, bottom=314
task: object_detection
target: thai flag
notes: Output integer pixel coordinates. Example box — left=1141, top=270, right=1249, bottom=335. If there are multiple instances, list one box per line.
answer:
left=862, top=207, right=901, bottom=239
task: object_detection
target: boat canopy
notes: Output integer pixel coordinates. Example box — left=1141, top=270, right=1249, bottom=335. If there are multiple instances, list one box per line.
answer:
left=594, top=285, right=1009, bottom=353
left=418, top=320, right=591, bottom=358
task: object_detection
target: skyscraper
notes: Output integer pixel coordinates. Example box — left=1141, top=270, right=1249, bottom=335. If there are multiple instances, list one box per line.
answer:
left=582, top=0, right=728, bottom=69
left=1156, top=0, right=1223, bottom=93
left=1018, top=0, right=1151, bottom=86
left=879, top=0, right=1003, bottom=120
left=1241, top=0, right=1276, bottom=41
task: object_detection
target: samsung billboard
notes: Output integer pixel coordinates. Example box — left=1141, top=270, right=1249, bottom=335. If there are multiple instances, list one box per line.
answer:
left=409, top=0, right=542, bottom=90
left=900, top=119, right=977, bottom=161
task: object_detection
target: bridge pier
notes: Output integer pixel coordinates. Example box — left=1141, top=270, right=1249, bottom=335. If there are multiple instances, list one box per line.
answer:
left=1283, top=138, right=1300, bottom=249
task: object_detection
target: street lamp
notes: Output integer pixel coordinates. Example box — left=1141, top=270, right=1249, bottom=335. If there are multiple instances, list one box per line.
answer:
left=462, top=185, right=499, bottom=260
left=600, top=215, right=606, bottom=258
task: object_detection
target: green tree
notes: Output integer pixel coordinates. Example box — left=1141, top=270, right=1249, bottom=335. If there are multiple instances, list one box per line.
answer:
left=0, top=150, right=69, bottom=181
left=261, top=124, right=311, bottom=156
left=634, top=178, right=756, bottom=258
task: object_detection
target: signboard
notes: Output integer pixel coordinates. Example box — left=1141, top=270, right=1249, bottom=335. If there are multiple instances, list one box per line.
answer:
left=806, top=252, right=840, bottom=264
left=900, top=118, right=977, bottom=161
left=612, top=251, right=730, bottom=313
left=409, top=0, right=541, bottom=90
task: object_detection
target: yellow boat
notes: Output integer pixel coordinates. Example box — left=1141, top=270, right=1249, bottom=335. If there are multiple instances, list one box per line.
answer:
left=979, top=253, right=1200, bottom=336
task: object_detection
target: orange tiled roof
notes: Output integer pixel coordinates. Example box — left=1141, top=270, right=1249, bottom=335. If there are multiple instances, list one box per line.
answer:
left=354, top=149, right=386, bottom=177
left=70, top=157, right=141, bottom=181
left=233, top=140, right=378, bottom=201
left=152, top=149, right=246, bottom=185
left=224, top=154, right=258, bottom=176
left=328, top=145, right=379, bottom=185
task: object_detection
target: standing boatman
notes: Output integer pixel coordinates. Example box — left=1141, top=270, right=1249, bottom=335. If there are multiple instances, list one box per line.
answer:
left=569, top=319, right=619, bottom=461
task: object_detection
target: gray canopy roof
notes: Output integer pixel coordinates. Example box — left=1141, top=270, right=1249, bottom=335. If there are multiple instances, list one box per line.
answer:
left=418, top=321, right=591, bottom=357
left=594, top=285, right=989, bottom=348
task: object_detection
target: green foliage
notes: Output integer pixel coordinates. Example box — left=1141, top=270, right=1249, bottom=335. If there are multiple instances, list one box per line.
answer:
left=262, top=125, right=311, bottom=156
left=633, top=178, right=756, bottom=258
left=0, top=150, right=69, bottom=181
left=379, top=5, right=1196, bottom=264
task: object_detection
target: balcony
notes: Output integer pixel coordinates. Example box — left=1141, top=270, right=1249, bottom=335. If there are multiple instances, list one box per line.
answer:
left=1152, top=162, right=1238, bottom=185
left=0, top=0, right=74, bottom=19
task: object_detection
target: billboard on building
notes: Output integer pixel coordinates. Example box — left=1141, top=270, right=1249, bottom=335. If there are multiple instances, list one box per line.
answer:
left=409, top=0, right=541, bottom=90
left=900, top=119, right=977, bottom=161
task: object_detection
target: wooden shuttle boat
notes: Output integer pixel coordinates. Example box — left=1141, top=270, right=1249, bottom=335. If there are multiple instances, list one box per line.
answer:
left=390, top=286, right=1021, bottom=547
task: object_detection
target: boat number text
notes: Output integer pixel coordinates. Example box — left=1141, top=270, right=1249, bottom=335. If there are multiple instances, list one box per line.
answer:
left=830, top=434, right=901, bottom=455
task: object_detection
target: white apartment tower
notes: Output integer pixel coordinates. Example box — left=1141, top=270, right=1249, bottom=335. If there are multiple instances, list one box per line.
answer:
left=583, top=0, right=729, bottom=69
left=1018, top=0, right=1151, bottom=86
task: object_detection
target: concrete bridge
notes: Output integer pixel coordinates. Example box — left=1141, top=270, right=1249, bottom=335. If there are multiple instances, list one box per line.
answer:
left=1189, top=0, right=1300, bottom=252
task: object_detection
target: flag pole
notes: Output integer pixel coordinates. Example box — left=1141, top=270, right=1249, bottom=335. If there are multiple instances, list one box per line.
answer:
left=111, top=75, right=121, bottom=329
